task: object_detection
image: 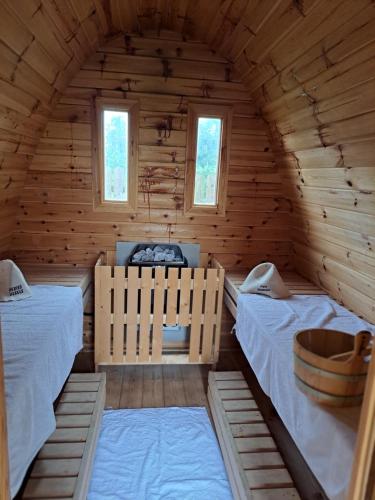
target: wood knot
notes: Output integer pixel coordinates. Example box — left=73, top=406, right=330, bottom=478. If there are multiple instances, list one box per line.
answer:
left=161, top=59, right=172, bottom=80
left=124, top=34, right=135, bottom=55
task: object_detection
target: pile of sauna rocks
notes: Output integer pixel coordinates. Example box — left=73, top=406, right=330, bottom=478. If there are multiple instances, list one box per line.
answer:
left=131, top=246, right=178, bottom=263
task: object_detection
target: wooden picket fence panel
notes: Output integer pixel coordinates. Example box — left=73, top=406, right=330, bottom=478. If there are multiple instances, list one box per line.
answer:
left=95, top=263, right=224, bottom=367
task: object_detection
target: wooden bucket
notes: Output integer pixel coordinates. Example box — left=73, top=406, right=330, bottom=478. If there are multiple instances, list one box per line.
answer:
left=293, top=329, right=372, bottom=407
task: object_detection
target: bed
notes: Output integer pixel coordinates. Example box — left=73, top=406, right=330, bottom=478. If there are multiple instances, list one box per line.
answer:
left=0, top=266, right=87, bottom=498
left=221, top=264, right=375, bottom=500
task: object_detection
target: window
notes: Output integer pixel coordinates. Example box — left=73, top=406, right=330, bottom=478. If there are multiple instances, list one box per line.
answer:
left=103, top=109, right=128, bottom=202
left=94, top=98, right=138, bottom=211
left=185, top=103, right=232, bottom=215
left=194, top=117, right=222, bottom=206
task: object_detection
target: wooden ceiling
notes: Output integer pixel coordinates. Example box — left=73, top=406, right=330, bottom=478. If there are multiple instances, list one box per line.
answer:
left=0, top=0, right=324, bottom=181
left=106, top=0, right=313, bottom=93
left=0, top=0, right=328, bottom=175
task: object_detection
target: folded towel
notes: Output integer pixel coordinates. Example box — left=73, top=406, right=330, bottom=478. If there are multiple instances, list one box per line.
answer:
left=239, top=262, right=290, bottom=299
left=0, top=260, right=32, bottom=301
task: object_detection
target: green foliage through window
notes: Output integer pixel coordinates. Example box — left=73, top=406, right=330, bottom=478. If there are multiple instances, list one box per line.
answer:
left=103, top=110, right=128, bottom=202
left=193, top=117, right=222, bottom=205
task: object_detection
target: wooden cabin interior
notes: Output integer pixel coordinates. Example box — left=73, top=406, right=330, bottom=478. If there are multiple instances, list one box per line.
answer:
left=0, top=1, right=374, bottom=499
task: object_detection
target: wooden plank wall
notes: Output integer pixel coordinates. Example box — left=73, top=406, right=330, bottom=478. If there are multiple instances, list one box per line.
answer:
left=138, top=0, right=374, bottom=325
left=3, top=0, right=373, bottom=323
left=179, top=0, right=374, bottom=324
left=12, top=32, right=292, bottom=268
left=0, top=0, right=108, bottom=256
left=242, top=0, right=375, bottom=323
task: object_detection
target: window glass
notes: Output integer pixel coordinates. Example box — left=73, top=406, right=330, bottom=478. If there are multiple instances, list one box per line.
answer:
left=193, top=117, right=222, bottom=205
left=103, top=109, right=128, bottom=202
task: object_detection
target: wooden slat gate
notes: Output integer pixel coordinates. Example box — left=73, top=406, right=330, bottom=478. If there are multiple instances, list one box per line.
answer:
left=95, top=265, right=225, bottom=367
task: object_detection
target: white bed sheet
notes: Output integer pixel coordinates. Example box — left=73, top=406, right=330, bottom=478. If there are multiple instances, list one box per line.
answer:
left=0, top=285, right=83, bottom=498
left=88, top=407, right=233, bottom=500
left=236, top=293, right=375, bottom=500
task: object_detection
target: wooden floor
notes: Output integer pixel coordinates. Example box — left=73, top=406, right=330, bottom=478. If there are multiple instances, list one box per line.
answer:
left=99, top=346, right=328, bottom=500
left=101, top=362, right=209, bottom=410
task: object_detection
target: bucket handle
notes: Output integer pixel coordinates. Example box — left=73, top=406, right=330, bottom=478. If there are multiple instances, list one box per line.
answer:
left=328, top=331, right=372, bottom=362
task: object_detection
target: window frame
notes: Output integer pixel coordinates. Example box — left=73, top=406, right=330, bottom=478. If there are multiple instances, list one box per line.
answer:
left=93, top=97, right=139, bottom=212
left=184, top=102, right=232, bottom=216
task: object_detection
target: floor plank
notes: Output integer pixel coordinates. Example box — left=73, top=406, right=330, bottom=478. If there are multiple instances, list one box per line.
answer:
left=119, top=365, right=143, bottom=408
left=163, top=365, right=187, bottom=407
left=182, top=364, right=209, bottom=409
left=101, top=366, right=123, bottom=409
left=142, top=365, right=164, bottom=408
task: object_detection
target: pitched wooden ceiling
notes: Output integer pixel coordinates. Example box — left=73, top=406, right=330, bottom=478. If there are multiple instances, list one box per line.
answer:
left=106, top=0, right=312, bottom=93
left=0, top=0, right=320, bottom=186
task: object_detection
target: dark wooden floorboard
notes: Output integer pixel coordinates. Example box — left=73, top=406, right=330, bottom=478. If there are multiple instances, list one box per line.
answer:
left=102, top=366, right=122, bottom=409
left=162, top=365, right=188, bottom=407
left=182, top=364, right=209, bottom=409
left=119, top=365, right=143, bottom=408
left=142, top=365, right=164, bottom=408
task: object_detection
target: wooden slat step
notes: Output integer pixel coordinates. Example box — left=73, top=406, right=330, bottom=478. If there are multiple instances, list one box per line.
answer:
left=223, top=399, right=257, bottom=411
left=56, top=415, right=92, bottom=428
left=208, top=371, right=301, bottom=500
left=216, top=380, right=249, bottom=390
left=64, top=382, right=100, bottom=392
left=213, top=372, right=245, bottom=381
left=22, top=477, right=76, bottom=498
left=231, top=423, right=270, bottom=437
left=60, top=392, right=98, bottom=403
left=219, top=389, right=253, bottom=400
left=22, top=373, right=105, bottom=500
left=55, top=402, right=95, bottom=415
left=251, top=488, right=300, bottom=499
left=37, top=441, right=86, bottom=460
left=235, top=437, right=277, bottom=453
left=240, top=452, right=285, bottom=470
left=68, top=373, right=102, bottom=382
left=30, top=459, right=81, bottom=478
left=245, top=468, right=294, bottom=489
left=48, top=428, right=89, bottom=443
left=227, top=411, right=264, bottom=424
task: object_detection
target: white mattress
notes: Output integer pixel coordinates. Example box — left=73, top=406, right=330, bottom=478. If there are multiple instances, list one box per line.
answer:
left=236, top=293, right=375, bottom=500
left=0, top=285, right=83, bottom=498
left=88, top=407, right=233, bottom=499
